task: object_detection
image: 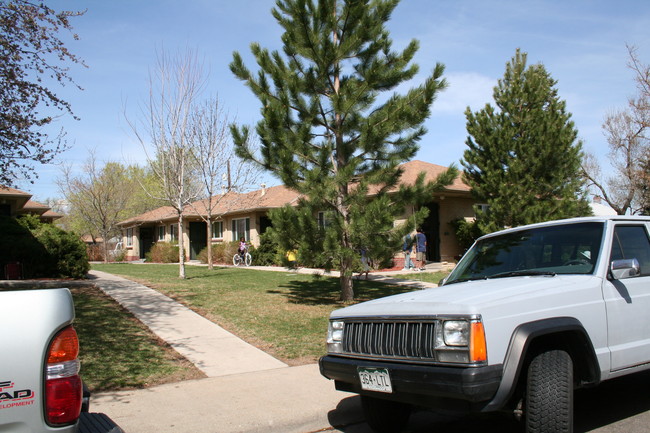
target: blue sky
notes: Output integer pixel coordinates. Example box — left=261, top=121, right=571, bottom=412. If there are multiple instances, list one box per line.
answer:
left=19, top=0, right=650, bottom=201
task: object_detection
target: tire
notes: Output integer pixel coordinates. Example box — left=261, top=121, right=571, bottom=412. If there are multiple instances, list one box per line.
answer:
left=525, top=349, right=573, bottom=433
left=244, top=253, right=252, bottom=266
left=361, top=396, right=411, bottom=433
left=233, top=254, right=242, bottom=266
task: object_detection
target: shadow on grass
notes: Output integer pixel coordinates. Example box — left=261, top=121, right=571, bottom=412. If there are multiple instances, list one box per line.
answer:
left=278, top=275, right=416, bottom=306
left=72, top=285, right=201, bottom=391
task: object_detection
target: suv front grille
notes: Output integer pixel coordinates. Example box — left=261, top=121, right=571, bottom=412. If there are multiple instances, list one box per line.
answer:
left=342, top=320, right=438, bottom=362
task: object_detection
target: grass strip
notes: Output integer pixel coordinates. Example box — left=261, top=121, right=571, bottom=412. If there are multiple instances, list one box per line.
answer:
left=91, top=264, right=427, bottom=364
left=71, top=284, right=204, bottom=391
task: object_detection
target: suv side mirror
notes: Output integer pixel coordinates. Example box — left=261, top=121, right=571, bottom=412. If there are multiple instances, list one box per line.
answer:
left=610, top=258, right=641, bottom=280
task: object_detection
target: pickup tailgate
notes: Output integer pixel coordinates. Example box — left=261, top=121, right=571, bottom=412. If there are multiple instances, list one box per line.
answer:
left=0, top=288, right=77, bottom=433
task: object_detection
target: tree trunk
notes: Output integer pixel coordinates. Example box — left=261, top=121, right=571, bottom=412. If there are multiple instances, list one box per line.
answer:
left=102, top=236, right=110, bottom=264
left=206, top=217, right=213, bottom=270
left=178, top=215, right=186, bottom=279
left=339, top=258, right=354, bottom=302
left=339, top=216, right=354, bottom=301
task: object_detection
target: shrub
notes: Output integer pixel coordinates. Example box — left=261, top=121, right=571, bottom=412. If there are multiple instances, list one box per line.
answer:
left=86, top=243, right=104, bottom=261
left=6, top=214, right=90, bottom=279
left=198, top=241, right=239, bottom=264
left=0, top=215, right=49, bottom=279
left=31, top=223, right=90, bottom=279
left=450, top=218, right=485, bottom=255
left=254, top=233, right=282, bottom=266
left=198, top=241, right=262, bottom=265
left=112, top=249, right=127, bottom=262
left=145, top=242, right=179, bottom=263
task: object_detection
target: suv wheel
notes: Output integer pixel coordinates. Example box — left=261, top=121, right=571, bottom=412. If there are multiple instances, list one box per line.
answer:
left=361, top=396, right=411, bottom=433
left=525, top=349, right=573, bottom=433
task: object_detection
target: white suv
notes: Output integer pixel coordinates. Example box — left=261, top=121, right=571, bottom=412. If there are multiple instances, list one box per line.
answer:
left=320, top=216, right=650, bottom=433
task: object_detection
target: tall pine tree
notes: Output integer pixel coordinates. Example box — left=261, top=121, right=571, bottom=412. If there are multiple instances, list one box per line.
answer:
left=462, top=49, right=591, bottom=233
left=230, top=0, right=455, bottom=301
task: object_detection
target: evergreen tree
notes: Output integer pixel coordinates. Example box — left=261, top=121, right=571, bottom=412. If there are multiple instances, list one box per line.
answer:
left=230, top=0, right=455, bottom=301
left=462, top=49, right=591, bottom=234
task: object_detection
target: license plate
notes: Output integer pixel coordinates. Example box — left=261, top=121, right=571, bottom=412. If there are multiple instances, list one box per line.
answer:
left=358, top=367, right=393, bottom=393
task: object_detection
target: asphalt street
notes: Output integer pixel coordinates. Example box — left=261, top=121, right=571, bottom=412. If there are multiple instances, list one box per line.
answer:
left=324, top=370, right=650, bottom=433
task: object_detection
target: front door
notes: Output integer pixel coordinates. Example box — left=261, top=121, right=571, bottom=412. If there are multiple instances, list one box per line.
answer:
left=139, top=227, right=154, bottom=259
left=421, top=202, right=440, bottom=262
left=189, top=221, right=207, bottom=260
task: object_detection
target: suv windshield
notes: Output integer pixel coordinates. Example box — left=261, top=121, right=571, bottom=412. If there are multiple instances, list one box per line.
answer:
left=445, top=222, right=605, bottom=285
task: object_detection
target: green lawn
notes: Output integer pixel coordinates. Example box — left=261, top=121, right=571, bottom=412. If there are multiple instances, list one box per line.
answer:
left=0, top=284, right=203, bottom=392
left=384, top=270, right=449, bottom=285
left=72, top=285, right=203, bottom=390
left=91, top=264, right=423, bottom=364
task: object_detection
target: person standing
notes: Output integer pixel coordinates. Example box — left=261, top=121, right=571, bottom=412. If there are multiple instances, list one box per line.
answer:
left=402, top=233, right=414, bottom=270
left=415, top=227, right=427, bottom=271
left=359, top=247, right=370, bottom=279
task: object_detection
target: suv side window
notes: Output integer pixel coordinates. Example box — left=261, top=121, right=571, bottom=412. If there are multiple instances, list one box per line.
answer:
left=611, top=225, right=650, bottom=275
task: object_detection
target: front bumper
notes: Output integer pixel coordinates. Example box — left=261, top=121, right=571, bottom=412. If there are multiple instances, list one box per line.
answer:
left=319, top=355, right=503, bottom=412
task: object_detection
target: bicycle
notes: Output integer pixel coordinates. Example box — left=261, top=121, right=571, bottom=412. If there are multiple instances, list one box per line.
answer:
left=232, top=250, right=252, bottom=267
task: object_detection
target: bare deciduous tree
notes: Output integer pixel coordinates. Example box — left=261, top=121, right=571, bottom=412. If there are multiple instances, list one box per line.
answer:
left=583, top=45, right=650, bottom=214
left=188, top=98, right=260, bottom=269
left=128, top=49, right=204, bottom=278
left=1, top=1, right=85, bottom=185
left=58, top=151, right=133, bottom=263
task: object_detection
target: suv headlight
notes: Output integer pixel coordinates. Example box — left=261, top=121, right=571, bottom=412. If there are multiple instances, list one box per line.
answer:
left=443, top=320, right=469, bottom=346
left=327, top=320, right=344, bottom=353
left=436, top=318, right=487, bottom=364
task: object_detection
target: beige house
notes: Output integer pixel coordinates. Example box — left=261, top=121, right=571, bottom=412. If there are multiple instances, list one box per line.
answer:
left=117, top=185, right=301, bottom=261
left=0, top=186, right=62, bottom=223
left=117, top=160, right=477, bottom=264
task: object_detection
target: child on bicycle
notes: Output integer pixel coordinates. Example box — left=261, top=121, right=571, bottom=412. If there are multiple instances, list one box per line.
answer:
left=238, top=237, right=248, bottom=259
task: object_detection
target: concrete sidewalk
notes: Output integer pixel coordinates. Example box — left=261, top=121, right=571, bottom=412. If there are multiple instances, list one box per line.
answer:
left=89, top=270, right=287, bottom=377
left=86, top=266, right=443, bottom=432
left=90, top=364, right=366, bottom=433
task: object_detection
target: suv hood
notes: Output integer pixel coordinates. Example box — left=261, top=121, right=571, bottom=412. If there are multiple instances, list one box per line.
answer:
left=331, top=274, right=602, bottom=319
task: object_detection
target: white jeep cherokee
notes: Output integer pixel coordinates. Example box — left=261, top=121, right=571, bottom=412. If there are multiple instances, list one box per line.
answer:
left=320, top=216, right=650, bottom=433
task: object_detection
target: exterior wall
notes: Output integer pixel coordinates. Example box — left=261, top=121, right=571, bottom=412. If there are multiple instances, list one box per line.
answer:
left=209, top=212, right=263, bottom=247
left=437, top=196, right=476, bottom=261
left=392, top=196, right=476, bottom=263
left=119, top=196, right=477, bottom=264
left=123, top=226, right=141, bottom=261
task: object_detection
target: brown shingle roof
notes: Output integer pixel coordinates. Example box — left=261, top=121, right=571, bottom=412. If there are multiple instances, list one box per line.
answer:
left=118, top=206, right=178, bottom=226
left=0, top=186, right=31, bottom=197
left=397, top=160, right=470, bottom=192
left=22, top=200, right=49, bottom=212
left=185, top=185, right=300, bottom=217
left=1, top=187, right=61, bottom=220
left=118, top=160, right=469, bottom=225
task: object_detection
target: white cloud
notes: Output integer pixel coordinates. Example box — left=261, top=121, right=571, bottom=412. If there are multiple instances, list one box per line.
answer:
left=432, top=72, right=496, bottom=115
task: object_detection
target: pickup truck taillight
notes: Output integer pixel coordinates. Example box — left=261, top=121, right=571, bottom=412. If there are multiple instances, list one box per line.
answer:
left=45, top=325, right=82, bottom=426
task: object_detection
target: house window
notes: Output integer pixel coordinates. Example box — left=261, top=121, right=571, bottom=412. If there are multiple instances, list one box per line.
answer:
left=318, top=211, right=332, bottom=229
left=476, top=204, right=490, bottom=214
left=126, top=228, right=133, bottom=247
left=232, top=218, right=250, bottom=242
left=212, top=221, right=223, bottom=239
left=158, top=226, right=165, bottom=241
left=169, top=224, right=177, bottom=242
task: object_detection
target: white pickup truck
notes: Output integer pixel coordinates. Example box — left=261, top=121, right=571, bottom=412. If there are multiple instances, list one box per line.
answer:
left=0, top=287, right=123, bottom=433
left=320, top=216, right=650, bottom=433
